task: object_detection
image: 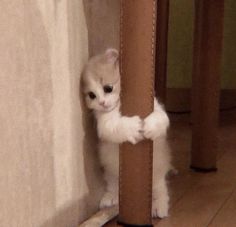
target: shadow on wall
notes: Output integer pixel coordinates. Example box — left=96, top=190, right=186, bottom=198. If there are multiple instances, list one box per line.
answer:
left=80, top=84, right=105, bottom=210
left=41, top=0, right=107, bottom=225
left=66, top=0, right=106, bottom=224
left=42, top=1, right=121, bottom=225
left=41, top=197, right=91, bottom=227
left=41, top=39, right=104, bottom=227
left=67, top=0, right=105, bottom=223
left=41, top=85, right=105, bottom=227
left=83, top=0, right=120, bottom=56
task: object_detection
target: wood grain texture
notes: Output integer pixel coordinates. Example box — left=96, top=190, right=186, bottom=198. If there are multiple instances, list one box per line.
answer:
left=208, top=188, right=236, bottom=227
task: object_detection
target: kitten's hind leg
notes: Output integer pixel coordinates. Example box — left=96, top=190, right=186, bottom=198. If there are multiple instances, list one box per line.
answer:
left=100, top=192, right=118, bottom=209
left=100, top=176, right=118, bottom=209
left=152, top=178, right=169, bottom=218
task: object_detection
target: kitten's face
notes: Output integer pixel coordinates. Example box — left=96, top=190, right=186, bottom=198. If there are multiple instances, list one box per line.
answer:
left=82, top=49, right=120, bottom=113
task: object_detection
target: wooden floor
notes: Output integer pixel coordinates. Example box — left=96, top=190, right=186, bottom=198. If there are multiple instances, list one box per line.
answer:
left=105, top=110, right=236, bottom=227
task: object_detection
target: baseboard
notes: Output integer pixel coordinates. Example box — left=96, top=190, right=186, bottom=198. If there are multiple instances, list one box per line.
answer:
left=79, top=206, right=118, bottom=227
left=166, top=88, right=236, bottom=112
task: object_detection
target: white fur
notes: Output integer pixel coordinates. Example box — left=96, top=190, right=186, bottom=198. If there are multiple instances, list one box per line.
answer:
left=82, top=49, right=171, bottom=218
left=97, top=99, right=171, bottom=218
left=95, top=105, right=143, bottom=144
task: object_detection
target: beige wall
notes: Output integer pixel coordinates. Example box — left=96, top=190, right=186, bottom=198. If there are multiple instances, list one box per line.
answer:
left=83, top=0, right=120, bottom=56
left=0, top=1, right=103, bottom=226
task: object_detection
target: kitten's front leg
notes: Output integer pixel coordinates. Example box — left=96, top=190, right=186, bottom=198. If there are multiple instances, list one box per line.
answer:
left=143, top=98, right=169, bottom=140
left=119, top=116, right=144, bottom=144
left=97, top=115, right=143, bottom=144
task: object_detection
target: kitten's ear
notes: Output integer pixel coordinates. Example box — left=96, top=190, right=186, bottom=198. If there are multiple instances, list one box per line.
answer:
left=105, top=48, right=119, bottom=65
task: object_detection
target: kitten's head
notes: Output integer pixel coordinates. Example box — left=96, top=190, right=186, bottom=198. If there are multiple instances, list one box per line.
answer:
left=82, top=49, right=120, bottom=113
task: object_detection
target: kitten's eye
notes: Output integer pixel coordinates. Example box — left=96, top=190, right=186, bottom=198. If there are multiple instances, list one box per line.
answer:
left=103, top=85, right=113, bottom=93
left=88, top=92, right=96, bottom=100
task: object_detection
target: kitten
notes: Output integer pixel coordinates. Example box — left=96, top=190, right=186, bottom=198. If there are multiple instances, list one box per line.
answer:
left=82, top=49, right=171, bottom=218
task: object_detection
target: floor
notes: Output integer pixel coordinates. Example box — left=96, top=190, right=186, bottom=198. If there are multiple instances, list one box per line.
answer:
left=105, top=110, right=236, bottom=227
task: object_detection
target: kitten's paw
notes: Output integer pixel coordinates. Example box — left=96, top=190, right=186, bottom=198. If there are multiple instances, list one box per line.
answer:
left=125, top=116, right=144, bottom=144
left=152, top=199, right=169, bottom=218
left=99, top=192, right=118, bottom=209
left=143, top=112, right=168, bottom=140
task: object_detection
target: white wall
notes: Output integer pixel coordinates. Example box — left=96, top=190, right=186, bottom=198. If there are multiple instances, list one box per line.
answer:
left=0, top=1, right=103, bottom=226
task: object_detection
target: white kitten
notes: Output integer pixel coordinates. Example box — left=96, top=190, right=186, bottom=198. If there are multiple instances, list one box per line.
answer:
left=82, top=49, right=171, bottom=218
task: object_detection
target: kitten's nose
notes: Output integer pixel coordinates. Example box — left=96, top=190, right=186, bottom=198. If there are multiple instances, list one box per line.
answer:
left=99, top=101, right=105, bottom=106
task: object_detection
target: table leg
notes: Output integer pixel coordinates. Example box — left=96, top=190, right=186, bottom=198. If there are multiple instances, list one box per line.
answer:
left=191, top=0, right=224, bottom=171
left=155, top=0, right=169, bottom=104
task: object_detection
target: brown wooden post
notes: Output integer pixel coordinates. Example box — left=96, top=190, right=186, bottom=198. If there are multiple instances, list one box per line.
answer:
left=118, top=0, right=156, bottom=226
left=191, top=0, right=224, bottom=171
left=155, top=0, right=169, bottom=104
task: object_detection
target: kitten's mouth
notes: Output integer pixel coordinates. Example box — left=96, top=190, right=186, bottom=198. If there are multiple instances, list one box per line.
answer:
left=103, top=105, right=116, bottom=112
left=102, top=100, right=119, bottom=112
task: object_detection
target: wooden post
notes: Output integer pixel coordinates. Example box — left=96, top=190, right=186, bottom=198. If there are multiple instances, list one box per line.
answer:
left=155, top=0, right=169, bottom=104
left=118, top=0, right=156, bottom=226
left=191, top=0, right=224, bottom=171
